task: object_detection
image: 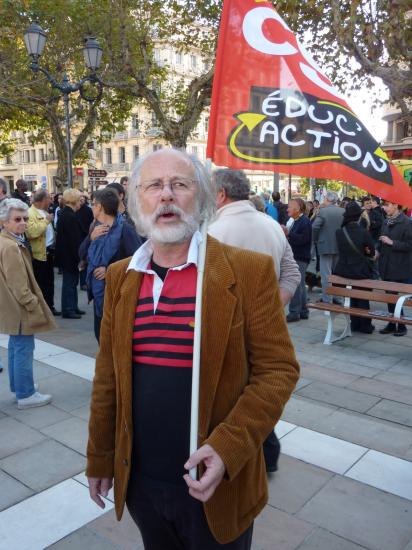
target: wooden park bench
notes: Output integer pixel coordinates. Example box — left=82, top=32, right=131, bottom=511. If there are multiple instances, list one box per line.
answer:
left=307, top=275, right=412, bottom=345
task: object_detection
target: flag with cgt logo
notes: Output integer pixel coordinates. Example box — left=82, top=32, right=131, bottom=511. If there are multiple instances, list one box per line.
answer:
left=206, top=0, right=412, bottom=207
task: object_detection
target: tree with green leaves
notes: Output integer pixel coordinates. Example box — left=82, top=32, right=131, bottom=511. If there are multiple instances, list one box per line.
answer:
left=276, top=0, right=412, bottom=126
left=0, top=0, right=134, bottom=189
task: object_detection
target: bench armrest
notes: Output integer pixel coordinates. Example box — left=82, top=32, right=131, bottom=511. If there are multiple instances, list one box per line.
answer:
left=394, top=294, right=412, bottom=320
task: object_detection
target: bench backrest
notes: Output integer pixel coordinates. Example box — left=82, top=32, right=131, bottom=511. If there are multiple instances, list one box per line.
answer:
left=326, top=275, right=412, bottom=307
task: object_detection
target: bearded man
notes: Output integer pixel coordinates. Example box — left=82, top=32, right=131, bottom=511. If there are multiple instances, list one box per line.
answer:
left=86, top=149, right=299, bottom=550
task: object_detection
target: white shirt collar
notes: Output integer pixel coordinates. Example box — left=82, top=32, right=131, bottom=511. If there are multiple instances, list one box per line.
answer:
left=127, top=230, right=202, bottom=273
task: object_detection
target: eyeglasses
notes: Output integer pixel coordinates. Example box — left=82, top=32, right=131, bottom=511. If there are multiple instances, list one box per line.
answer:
left=11, top=216, right=29, bottom=222
left=138, top=180, right=194, bottom=196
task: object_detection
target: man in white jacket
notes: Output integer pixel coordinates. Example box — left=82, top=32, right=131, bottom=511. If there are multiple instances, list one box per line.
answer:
left=208, top=169, right=300, bottom=306
left=208, top=168, right=300, bottom=474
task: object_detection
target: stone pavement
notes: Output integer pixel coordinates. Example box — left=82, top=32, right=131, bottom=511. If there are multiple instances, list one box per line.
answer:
left=1, top=279, right=412, bottom=549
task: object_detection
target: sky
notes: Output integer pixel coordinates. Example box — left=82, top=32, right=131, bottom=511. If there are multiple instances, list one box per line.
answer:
left=346, top=77, right=389, bottom=143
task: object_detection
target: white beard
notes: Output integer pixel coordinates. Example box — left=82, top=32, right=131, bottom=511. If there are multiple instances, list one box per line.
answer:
left=137, top=203, right=200, bottom=244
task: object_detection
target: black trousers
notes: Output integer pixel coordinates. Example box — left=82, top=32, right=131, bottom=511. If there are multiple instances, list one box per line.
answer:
left=32, top=253, right=55, bottom=310
left=263, top=430, right=280, bottom=471
left=126, top=477, right=253, bottom=550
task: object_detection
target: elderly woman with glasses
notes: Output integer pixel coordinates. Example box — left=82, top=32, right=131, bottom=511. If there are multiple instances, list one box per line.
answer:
left=0, top=199, right=56, bottom=409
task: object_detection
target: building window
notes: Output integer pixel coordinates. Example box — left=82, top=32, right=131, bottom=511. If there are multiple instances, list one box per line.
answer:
left=30, top=149, right=36, bottom=163
left=153, top=144, right=162, bottom=151
left=204, top=60, right=210, bottom=71
left=151, top=111, right=158, bottom=126
left=133, top=145, right=140, bottom=159
left=119, top=146, right=126, bottom=163
left=131, top=115, right=139, bottom=130
left=39, top=148, right=45, bottom=161
left=204, top=116, right=209, bottom=134
left=24, top=150, right=30, bottom=163
left=5, top=155, right=12, bottom=165
left=175, top=51, right=183, bottom=65
left=154, top=48, right=161, bottom=62
left=105, top=148, right=112, bottom=164
left=190, top=55, right=197, bottom=69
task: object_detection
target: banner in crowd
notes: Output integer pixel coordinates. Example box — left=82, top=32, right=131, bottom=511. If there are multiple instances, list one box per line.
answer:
left=206, top=0, right=412, bottom=207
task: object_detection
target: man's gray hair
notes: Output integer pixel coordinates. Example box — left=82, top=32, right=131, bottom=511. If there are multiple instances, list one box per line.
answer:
left=0, top=178, right=7, bottom=196
left=213, top=169, right=250, bottom=201
left=325, top=191, right=339, bottom=204
left=0, top=198, right=29, bottom=221
left=128, top=149, right=216, bottom=230
left=33, top=189, right=49, bottom=203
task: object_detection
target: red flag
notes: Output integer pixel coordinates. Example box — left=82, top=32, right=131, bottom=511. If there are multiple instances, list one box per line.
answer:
left=207, top=0, right=412, bottom=207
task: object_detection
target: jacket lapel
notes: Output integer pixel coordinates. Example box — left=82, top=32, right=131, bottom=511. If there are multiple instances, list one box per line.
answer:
left=198, top=237, right=237, bottom=436
left=114, top=269, right=143, bottom=407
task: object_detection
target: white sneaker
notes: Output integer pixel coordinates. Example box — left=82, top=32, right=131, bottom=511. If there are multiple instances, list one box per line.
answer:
left=13, top=383, right=39, bottom=403
left=17, top=391, right=52, bottom=410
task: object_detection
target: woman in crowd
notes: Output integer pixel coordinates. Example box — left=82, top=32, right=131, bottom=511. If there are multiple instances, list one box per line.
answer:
left=0, top=198, right=55, bottom=409
left=79, top=188, right=143, bottom=341
left=334, top=201, right=376, bottom=334
left=55, top=189, right=85, bottom=319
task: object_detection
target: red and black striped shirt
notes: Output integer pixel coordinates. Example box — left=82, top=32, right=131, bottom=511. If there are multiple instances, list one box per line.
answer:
left=131, top=264, right=196, bottom=484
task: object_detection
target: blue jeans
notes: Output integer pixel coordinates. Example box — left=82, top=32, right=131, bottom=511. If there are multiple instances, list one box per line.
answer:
left=61, top=270, right=79, bottom=315
left=289, top=260, right=309, bottom=316
left=8, top=334, right=35, bottom=399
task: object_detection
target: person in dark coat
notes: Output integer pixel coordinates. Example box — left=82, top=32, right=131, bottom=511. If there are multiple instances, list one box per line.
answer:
left=54, top=189, right=85, bottom=319
left=334, top=202, right=376, bottom=333
left=272, top=191, right=288, bottom=225
left=78, top=188, right=144, bottom=341
left=285, top=198, right=312, bottom=322
left=76, top=193, right=94, bottom=290
left=378, top=201, right=412, bottom=337
left=11, top=179, right=31, bottom=206
left=360, top=196, right=384, bottom=244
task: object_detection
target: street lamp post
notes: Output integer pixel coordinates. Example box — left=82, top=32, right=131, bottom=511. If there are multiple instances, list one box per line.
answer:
left=24, top=23, right=103, bottom=188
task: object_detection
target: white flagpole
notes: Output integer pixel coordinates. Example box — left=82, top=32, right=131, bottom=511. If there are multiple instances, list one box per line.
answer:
left=189, top=158, right=212, bottom=480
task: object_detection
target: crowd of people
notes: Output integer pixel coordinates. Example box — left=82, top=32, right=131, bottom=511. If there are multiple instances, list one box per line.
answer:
left=0, top=155, right=411, bottom=548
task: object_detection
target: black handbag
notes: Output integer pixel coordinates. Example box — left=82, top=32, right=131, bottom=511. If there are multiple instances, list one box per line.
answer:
left=342, top=227, right=375, bottom=270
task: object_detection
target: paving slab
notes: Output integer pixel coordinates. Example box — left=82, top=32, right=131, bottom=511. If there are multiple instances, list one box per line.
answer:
left=0, top=470, right=33, bottom=512
left=37, top=372, right=92, bottom=412
left=357, top=340, right=411, bottom=360
left=314, top=359, right=382, bottom=379
left=294, top=377, right=312, bottom=391
left=48, top=528, right=118, bottom=550
left=299, top=363, right=360, bottom=387
left=267, top=454, right=333, bottom=514
left=40, top=417, right=89, bottom=456
left=348, top=378, right=412, bottom=406
left=297, top=528, right=369, bottom=550
left=0, top=439, right=86, bottom=491
left=280, top=427, right=367, bottom=474
left=252, top=505, right=314, bottom=550
left=297, top=476, right=412, bottom=550
left=71, top=404, right=91, bottom=421
left=374, top=371, right=412, bottom=389
left=367, top=399, right=412, bottom=428
left=296, top=382, right=381, bottom=413
left=314, top=409, right=412, bottom=458
left=388, top=359, right=412, bottom=374
left=0, top=417, right=46, bottom=459
left=0, top=478, right=111, bottom=550
left=281, top=396, right=337, bottom=429
left=86, top=508, right=143, bottom=550
left=0, top=403, right=72, bottom=430
left=345, top=450, right=412, bottom=500
left=329, top=347, right=401, bottom=369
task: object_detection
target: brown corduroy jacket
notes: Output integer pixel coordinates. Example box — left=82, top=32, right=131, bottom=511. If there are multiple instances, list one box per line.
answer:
left=86, top=236, right=299, bottom=544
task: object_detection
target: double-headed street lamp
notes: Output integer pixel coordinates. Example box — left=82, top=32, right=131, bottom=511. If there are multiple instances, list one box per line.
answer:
left=24, top=23, right=103, bottom=188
